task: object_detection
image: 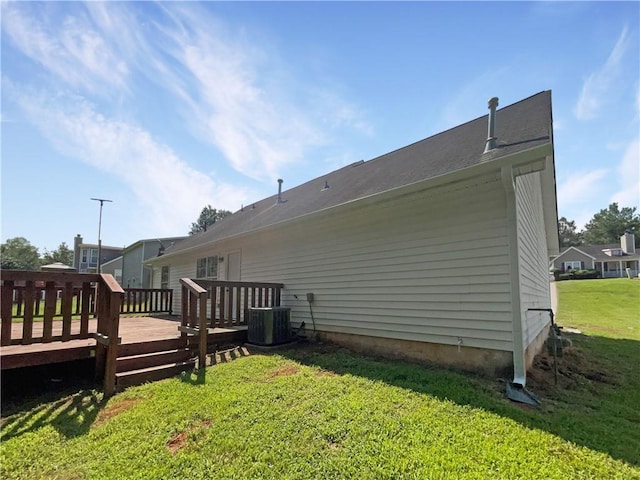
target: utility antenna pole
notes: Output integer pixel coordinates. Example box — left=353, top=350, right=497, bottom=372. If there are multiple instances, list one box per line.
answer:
left=90, top=198, right=112, bottom=273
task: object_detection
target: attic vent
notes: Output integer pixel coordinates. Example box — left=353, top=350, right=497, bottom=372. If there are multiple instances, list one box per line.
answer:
left=277, top=178, right=284, bottom=204
left=484, top=97, right=499, bottom=153
left=321, top=180, right=329, bottom=191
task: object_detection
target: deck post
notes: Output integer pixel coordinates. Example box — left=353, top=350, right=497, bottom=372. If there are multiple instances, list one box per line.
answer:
left=198, top=292, right=207, bottom=369
left=100, top=274, right=123, bottom=397
left=0, top=280, right=14, bottom=346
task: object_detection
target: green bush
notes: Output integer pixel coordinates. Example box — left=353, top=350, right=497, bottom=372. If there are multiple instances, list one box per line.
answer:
left=557, top=269, right=600, bottom=281
left=573, top=269, right=600, bottom=279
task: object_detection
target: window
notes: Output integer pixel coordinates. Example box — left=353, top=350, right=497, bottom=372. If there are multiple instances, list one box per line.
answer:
left=81, top=249, right=88, bottom=263
left=90, top=249, right=98, bottom=265
left=564, top=261, right=582, bottom=271
left=196, top=256, right=218, bottom=278
left=161, top=266, right=170, bottom=289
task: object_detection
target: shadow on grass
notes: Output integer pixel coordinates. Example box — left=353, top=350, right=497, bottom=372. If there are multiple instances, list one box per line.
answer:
left=1, top=359, right=106, bottom=441
left=178, top=344, right=251, bottom=386
left=277, top=334, right=640, bottom=467
left=178, top=368, right=206, bottom=386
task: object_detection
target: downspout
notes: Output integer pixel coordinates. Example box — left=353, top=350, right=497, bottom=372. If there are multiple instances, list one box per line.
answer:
left=501, top=165, right=527, bottom=387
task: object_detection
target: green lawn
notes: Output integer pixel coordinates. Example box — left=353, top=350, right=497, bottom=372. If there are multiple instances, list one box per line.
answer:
left=1, top=280, right=639, bottom=479
left=555, top=278, right=639, bottom=339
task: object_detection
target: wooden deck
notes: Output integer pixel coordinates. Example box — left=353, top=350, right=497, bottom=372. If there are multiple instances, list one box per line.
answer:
left=0, top=315, right=247, bottom=370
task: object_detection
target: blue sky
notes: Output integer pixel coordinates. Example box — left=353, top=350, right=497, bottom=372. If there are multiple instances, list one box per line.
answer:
left=2, top=1, right=639, bottom=253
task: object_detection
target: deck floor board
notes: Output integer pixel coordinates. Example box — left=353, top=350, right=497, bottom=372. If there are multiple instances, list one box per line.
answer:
left=1, top=316, right=247, bottom=369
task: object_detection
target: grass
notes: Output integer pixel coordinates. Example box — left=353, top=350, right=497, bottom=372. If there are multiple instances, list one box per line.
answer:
left=1, top=280, right=639, bottom=479
left=555, top=278, right=639, bottom=339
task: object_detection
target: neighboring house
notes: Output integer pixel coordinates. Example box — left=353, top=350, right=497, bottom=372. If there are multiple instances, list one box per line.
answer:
left=121, top=237, right=186, bottom=288
left=148, top=91, right=559, bottom=388
left=72, top=235, right=123, bottom=273
left=551, top=232, right=639, bottom=278
left=100, top=256, right=123, bottom=284
left=40, top=262, right=76, bottom=272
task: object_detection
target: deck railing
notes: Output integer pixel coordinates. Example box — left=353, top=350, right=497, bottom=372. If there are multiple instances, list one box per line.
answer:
left=178, top=279, right=284, bottom=368
left=0, top=270, right=124, bottom=396
left=9, top=285, right=172, bottom=318
left=121, top=288, right=173, bottom=314
left=193, top=280, right=284, bottom=327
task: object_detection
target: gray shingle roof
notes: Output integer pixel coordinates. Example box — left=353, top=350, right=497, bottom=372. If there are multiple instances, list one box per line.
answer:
left=560, top=244, right=640, bottom=262
left=164, top=91, right=553, bottom=257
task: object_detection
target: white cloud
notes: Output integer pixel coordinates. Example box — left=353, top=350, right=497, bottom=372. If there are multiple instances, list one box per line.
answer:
left=15, top=90, right=249, bottom=236
left=2, top=2, right=371, bottom=186
left=557, top=168, right=609, bottom=208
left=139, top=4, right=369, bottom=182
left=611, top=138, right=640, bottom=207
left=574, top=26, right=630, bottom=120
left=1, top=3, right=129, bottom=94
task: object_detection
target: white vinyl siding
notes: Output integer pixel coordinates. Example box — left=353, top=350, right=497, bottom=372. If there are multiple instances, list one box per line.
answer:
left=245, top=176, right=512, bottom=351
left=152, top=261, right=197, bottom=310
left=158, top=174, right=517, bottom=351
left=515, top=172, right=552, bottom=348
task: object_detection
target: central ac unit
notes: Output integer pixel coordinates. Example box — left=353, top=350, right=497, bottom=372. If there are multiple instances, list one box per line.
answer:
left=248, top=307, right=291, bottom=346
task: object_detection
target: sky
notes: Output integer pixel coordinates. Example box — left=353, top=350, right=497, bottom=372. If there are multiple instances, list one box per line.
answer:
left=1, top=1, right=639, bottom=254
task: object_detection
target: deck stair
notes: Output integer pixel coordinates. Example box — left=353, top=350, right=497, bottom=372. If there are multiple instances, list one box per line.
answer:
left=114, top=328, right=248, bottom=391
left=115, top=338, right=196, bottom=391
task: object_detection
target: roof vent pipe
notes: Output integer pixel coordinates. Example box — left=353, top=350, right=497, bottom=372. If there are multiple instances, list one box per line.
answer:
left=277, top=178, right=283, bottom=204
left=484, top=97, right=499, bottom=153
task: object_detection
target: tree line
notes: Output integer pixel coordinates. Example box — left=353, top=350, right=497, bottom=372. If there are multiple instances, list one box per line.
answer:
left=559, top=203, right=639, bottom=248
left=0, top=238, right=73, bottom=271
left=2, top=203, right=637, bottom=270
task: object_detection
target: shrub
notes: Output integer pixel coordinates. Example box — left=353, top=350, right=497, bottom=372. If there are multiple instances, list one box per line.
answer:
left=573, top=269, right=600, bottom=279
left=557, top=269, right=601, bottom=281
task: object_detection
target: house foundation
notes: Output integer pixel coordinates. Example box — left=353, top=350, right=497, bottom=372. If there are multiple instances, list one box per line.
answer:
left=315, top=331, right=513, bottom=377
left=316, top=322, right=551, bottom=380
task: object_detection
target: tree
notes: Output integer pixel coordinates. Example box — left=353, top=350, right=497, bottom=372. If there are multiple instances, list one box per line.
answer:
left=42, top=242, right=74, bottom=266
left=189, top=205, right=232, bottom=235
left=0, top=237, right=41, bottom=270
left=558, top=217, right=583, bottom=247
left=582, top=203, right=640, bottom=246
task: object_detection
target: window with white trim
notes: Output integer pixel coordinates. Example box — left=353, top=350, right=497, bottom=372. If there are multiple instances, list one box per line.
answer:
left=161, top=266, right=170, bottom=289
left=196, top=256, right=218, bottom=278
left=564, top=261, right=582, bottom=271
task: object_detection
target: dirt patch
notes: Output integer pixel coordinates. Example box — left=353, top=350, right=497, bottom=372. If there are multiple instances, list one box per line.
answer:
left=166, top=419, right=212, bottom=455
left=93, top=397, right=143, bottom=428
left=266, top=364, right=300, bottom=380
left=527, top=335, right=620, bottom=396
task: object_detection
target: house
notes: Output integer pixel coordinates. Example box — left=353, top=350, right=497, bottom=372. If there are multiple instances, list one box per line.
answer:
left=72, top=234, right=123, bottom=273
left=40, top=262, right=77, bottom=272
left=551, top=232, right=640, bottom=278
left=148, top=91, right=559, bottom=388
left=100, top=256, right=123, bottom=284
left=121, top=237, right=186, bottom=288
